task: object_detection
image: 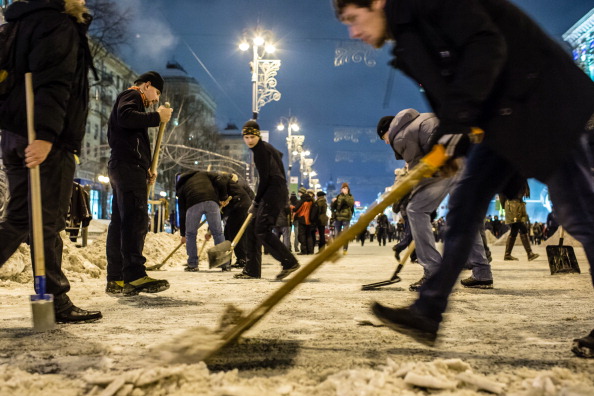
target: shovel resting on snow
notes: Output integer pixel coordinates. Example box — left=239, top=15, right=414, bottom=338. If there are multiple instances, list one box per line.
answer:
left=361, top=241, right=416, bottom=290
left=207, top=213, right=253, bottom=269
left=25, top=73, right=55, bottom=331
left=546, top=226, right=580, bottom=275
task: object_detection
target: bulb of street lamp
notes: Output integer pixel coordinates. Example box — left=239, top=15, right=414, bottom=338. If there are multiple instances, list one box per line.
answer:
left=310, top=171, right=317, bottom=177
left=304, top=150, right=311, bottom=156
left=292, top=150, right=298, bottom=155
left=265, top=44, right=276, bottom=54
left=290, top=123, right=299, bottom=132
left=239, top=41, right=250, bottom=51
left=253, top=36, right=265, bottom=46
left=277, top=123, right=285, bottom=131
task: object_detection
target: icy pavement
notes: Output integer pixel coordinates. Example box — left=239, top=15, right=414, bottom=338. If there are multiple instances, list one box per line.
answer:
left=1, top=230, right=593, bottom=395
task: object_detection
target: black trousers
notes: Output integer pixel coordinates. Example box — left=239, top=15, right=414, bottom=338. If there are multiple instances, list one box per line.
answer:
left=106, top=160, right=149, bottom=283
left=225, top=205, right=262, bottom=276
left=316, top=224, right=326, bottom=249
left=252, top=184, right=297, bottom=270
left=0, top=131, right=74, bottom=310
left=298, top=222, right=314, bottom=254
left=224, top=206, right=250, bottom=262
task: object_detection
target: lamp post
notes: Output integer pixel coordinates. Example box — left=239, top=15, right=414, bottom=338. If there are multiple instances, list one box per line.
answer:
left=277, top=116, right=300, bottom=185
left=97, top=175, right=110, bottom=219
left=239, top=28, right=282, bottom=120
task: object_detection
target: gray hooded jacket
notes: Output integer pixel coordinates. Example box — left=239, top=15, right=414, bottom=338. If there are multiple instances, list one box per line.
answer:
left=387, top=109, right=438, bottom=169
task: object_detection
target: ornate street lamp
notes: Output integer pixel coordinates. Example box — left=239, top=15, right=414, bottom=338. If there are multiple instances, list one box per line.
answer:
left=239, top=28, right=281, bottom=120
left=277, top=116, right=300, bottom=184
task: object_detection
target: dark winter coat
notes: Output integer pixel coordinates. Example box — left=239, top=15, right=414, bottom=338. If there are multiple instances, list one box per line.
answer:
left=293, top=193, right=314, bottom=226
left=332, top=193, right=354, bottom=222
left=385, top=0, right=594, bottom=181
left=107, top=89, right=161, bottom=171
left=175, top=170, right=229, bottom=236
left=250, top=138, right=287, bottom=204
left=0, top=0, right=93, bottom=154
left=222, top=177, right=254, bottom=217
left=316, top=196, right=329, bottom=226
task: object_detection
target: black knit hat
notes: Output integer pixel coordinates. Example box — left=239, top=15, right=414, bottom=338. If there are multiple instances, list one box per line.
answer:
left=135, top=71, right=164, bottom=93
left=242, top=120, right=261, bottom=137
left=316, top=191, right=326, bottom=197
left=377, top=115, right=394, bottom=139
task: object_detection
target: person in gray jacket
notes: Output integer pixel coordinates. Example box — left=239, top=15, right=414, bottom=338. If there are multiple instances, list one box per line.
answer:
left=377, top=109, right=493, bottom=290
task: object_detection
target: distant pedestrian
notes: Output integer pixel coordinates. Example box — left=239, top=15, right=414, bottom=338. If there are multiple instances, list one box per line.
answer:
left=331, top=182, right=355, bottom=255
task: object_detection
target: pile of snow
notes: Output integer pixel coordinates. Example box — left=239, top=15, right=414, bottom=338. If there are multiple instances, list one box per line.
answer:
left=2, top=358, right=593, bottom=396
left=0, top=228, right=211, bottom=283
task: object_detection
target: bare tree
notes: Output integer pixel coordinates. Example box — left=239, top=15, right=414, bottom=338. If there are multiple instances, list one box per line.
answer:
left=86, top=0, right=132, bottom=58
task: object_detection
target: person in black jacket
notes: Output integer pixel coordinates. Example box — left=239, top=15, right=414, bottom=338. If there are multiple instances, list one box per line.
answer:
left=221, top=174, right=258, bottom=271
left=335, top=0, right=594, bottom=356
left=176, top=170, right=229, bottom=271
left=0, top=0, right=101, bottom=323
left=241, top=120, right=300, bottom=280
left=105, top=71, right=173, bottom=296
left=293, top=188, right=315, bottom=255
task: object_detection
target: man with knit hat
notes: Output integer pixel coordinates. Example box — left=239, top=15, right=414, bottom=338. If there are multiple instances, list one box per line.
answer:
left=105, top=71, right=173, bottom=296
left=376, top=109, right=492, bottom=291
left=238, top=120, right=300, bottom=280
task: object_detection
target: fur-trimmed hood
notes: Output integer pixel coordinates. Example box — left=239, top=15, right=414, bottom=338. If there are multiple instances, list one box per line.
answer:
left=5, top=0, right=89, bottom=24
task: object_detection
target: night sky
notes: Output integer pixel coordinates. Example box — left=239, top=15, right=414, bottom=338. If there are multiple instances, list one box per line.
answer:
left=114, top=0, right=593, bottom=205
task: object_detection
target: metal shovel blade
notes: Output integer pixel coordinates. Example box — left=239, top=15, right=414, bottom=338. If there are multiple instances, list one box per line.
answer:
left=361, top=276, right=402, bottom=290
left=207, top=240, right=232, bottom=268
left=546, top=245, right=580, bottom=274
left=30, top=294, right=55, bottom=332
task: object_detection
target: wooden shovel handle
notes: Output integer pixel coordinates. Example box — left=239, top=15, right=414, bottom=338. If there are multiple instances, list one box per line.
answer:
left=25, top=73, right=46, bottom=280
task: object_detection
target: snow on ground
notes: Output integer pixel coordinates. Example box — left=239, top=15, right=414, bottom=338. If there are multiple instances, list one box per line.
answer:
left=1, top=224, right=593, bottom=395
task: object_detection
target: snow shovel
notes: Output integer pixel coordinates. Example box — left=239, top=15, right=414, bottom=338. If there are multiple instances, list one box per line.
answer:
left=361, top=241, right=416, bottom=290
left=207, top=213, right=253, bottom=269
left=147, top=101, right=170, bottom=199
left=25, top=73, right=55, bottom=331
left=546, top=226, right=580, bottom=275
left=146, top=219, right=207, bottom=271
left=190, top=145, right=449, bottom=362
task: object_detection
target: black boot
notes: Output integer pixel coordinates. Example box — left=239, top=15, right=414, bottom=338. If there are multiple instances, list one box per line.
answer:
left=520, top=234, right=539, bottom=261
left=504, top=234, right=519, bottom=260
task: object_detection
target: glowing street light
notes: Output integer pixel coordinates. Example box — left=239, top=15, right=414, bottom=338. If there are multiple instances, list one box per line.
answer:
left=238, top=28, right=281, bottom=120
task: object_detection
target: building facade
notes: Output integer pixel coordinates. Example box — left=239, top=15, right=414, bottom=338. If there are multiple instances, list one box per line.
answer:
left=563, top=8, right=594, bottom=81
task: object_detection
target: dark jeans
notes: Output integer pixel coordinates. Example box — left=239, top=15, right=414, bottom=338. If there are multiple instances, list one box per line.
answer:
left=415, top=136, right=594, bottom=322
left=298, top=222, right=314, bottom=254
left=394, top=216, right=413, bottom=253
left=106, top=160, right=150, bottom=283
left=0, top=131, right=74, bottom=310
left=509, top=221, right=528, bottom=237
left=316, top=224, right=327, bottom=249
left=253, top=184, right=298, bottom=270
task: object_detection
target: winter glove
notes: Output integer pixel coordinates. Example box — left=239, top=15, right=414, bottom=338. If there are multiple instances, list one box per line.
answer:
left=429, top=124, right=484, bottom=159
left=248, top=201, right=259, bottom=215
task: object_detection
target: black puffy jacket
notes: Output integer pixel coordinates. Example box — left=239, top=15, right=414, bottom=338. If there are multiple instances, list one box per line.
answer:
left=0, top=0, right=93, bottom=154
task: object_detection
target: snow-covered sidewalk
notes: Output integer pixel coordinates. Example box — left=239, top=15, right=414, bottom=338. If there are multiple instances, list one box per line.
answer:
left=1, top=230, right=593, bottom=395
